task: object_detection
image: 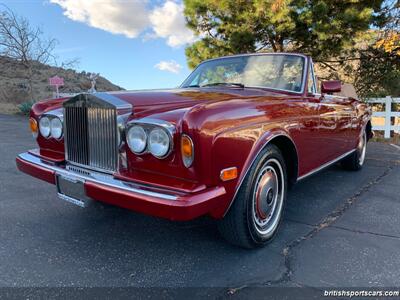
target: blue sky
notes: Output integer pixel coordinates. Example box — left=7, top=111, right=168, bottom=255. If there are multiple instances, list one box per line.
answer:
left=1, top=0, right=194, bottom=90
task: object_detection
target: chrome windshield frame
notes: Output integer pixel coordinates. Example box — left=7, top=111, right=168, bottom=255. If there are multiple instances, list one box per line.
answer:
left=180, top=53, right=308, bottom=95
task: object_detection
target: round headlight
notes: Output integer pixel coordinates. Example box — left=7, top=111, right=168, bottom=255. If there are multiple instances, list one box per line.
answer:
left=39, top=116, right=51, bottom=138
left=127, top=125, right=147, bottom=154
left=50, top=117, right=63, bottom=139
left=149, top=128, right=170, bottom=158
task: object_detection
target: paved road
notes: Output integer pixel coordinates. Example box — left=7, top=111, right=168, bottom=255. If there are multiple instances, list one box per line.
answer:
left=1, top=114, right=400, bottom=292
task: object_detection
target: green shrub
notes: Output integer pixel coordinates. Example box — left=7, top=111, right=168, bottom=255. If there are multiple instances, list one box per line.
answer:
left=17, top=100, right=35, bottom=115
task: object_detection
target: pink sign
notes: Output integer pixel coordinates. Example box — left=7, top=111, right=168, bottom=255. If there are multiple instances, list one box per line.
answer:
left=49, top=76, right=64, bottom=86
left=49, top=76, right=64, bottom=98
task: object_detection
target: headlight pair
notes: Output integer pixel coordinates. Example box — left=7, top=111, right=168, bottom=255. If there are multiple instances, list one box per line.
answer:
left=127, top=125, right=172, bottom=159
left=39, top=116, right=63, bottom=139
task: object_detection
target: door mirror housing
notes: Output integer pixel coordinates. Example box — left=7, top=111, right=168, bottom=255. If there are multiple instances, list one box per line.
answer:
left=321, top=80, right=341, bottom=94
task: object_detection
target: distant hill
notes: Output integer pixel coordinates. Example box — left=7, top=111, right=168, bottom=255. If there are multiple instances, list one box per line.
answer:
left=0, top=56, right=124, bottom=113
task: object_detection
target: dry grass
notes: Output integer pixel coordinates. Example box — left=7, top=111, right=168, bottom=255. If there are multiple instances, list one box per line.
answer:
left=371, top=131, right=400, bottom=145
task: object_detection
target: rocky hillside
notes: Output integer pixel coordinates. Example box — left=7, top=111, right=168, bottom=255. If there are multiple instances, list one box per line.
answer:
left=0, top=56, right=124, bottom=113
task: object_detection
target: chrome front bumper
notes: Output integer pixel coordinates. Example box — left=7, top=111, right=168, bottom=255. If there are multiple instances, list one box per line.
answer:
left=17, top=152, right=179, bottom=201
left=16, top=151, right=227, bottom=221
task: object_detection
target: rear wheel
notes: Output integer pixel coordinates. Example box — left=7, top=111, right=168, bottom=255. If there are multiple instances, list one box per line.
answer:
left=341, top=130, right=367, bottom=171
left=218, top=144, right=287, bottom=249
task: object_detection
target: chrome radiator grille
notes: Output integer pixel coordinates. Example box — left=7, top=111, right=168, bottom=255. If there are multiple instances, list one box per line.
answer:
left=64, top=105, right=118, bottom=173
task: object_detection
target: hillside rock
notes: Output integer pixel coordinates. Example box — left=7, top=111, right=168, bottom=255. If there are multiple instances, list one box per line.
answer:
left=0, top=56, right=124, bottom=113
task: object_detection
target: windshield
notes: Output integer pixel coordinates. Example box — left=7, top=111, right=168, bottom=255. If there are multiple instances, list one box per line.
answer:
left=181, top=54, right=305, bottom=92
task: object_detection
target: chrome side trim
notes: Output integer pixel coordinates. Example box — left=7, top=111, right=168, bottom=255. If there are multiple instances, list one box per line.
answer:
left=18, top=152, right=178, bottom=201
left=297, top=149, right=356, bottom=181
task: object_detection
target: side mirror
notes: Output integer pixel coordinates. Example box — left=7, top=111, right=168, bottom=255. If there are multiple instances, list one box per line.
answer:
left=321, top=80, right=341, bottom=94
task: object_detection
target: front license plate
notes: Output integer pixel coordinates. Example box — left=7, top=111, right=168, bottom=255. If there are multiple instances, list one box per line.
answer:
left=56, top=174, right=90, bottom=207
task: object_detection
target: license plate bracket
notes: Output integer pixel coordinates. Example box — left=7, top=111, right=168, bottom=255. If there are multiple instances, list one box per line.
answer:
left=56, top=174, right=90, bottom=207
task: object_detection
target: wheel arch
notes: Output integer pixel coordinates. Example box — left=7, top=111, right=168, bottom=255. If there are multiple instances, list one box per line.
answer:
left=222, top=131, right=299, bottom=217
left=268, top=135, right=299, bottom=186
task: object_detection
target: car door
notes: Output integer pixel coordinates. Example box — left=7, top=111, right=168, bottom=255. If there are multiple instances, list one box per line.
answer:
left=318, top=95, right=353, bottom=160
left=294, top=61, right=328, bottom=172
left=304, top=62, right=353, bottom=165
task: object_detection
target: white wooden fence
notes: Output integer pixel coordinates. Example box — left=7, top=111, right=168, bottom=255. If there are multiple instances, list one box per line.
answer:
left=366, top=96, right=400, bottom=139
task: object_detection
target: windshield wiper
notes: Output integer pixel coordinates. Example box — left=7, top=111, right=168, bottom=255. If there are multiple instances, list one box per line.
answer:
left=200, top=82, right=245, bottom=88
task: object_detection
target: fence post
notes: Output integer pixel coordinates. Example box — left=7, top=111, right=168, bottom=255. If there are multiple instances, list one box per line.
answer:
left=384, top=96, right=392, bottom=139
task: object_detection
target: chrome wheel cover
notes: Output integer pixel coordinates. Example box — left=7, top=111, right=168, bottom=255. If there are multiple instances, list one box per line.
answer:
left=358, top=131, right=367, bottom=166
left=251, top=158, right=285, bottom=237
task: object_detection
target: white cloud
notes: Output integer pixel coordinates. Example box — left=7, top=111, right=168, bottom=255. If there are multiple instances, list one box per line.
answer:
left=50, top=0, right=195, bottom=47
left=50, top=0, right=149, bottom=38
left=149, top=1, right=195, bottom=47
left=154, top=60, right=182, bottom=73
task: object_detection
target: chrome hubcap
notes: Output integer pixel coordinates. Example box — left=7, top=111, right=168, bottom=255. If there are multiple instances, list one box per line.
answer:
left=358, top=131, right=367, bottom=166
left=255, top=171, right=277, bottom=220
left=252, top=158, right=285, bottom=237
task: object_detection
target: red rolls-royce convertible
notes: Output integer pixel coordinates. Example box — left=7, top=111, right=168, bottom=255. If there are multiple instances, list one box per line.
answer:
left=16, top=53, right=372, bottom=248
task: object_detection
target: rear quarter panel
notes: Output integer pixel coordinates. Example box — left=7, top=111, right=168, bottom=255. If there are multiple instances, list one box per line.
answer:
left=355, top=100, right=373, bottom=144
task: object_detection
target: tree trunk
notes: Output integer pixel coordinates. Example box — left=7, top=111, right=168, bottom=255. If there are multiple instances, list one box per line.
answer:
left=26, top=64, right=35, bottom=101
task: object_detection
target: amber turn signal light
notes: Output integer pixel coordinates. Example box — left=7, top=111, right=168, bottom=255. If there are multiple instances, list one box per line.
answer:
left=220, top=167, right=238, bottom=181
left=181, top=134, right=194, bottom=168
left=29, top=117, right=38, bottom=138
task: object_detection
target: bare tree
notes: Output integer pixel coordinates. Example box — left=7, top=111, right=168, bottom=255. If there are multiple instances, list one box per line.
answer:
left=58, top=57, right=81, bottom=70
left=0, top=5, right=58, bottom=99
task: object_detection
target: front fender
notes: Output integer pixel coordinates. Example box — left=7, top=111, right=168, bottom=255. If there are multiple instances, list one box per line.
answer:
left=208, top=123, right=294, bottom=218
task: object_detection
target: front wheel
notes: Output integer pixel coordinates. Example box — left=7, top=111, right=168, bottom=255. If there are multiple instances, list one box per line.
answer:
left=341, top=130, right=367, bottom=171
left=218, top=144, right=287, bottom=249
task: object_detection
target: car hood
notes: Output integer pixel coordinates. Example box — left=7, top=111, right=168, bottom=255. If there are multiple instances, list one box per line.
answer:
left=108, top=88, right=290, bottom=119
left=35, top=87, right=295, bottom=126
left=110, top=88, right=287, bottom=106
